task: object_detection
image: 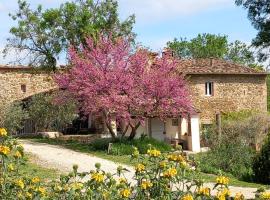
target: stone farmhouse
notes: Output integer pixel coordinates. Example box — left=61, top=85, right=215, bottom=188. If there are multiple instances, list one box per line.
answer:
left=0, top=59, right=267, bottom=152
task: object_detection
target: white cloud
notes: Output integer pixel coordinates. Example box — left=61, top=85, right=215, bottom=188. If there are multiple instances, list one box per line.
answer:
left=118, top=0, right=233, bottom=24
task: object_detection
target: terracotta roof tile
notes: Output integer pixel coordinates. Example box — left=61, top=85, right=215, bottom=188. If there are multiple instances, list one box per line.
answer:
left=176, top=58, right=267, bottom=75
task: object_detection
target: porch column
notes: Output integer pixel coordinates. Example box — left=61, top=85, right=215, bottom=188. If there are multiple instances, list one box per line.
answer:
left=190, top=114, right=201, bottom=152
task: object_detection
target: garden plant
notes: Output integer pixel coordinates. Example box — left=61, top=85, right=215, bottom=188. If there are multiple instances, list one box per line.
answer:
left=0, top=128, right=269, bottom=199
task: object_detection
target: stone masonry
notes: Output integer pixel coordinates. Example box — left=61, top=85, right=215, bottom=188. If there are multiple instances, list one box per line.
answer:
left=0, top=67, right=56, bottom=107
left=188, top=74, right=267, bottom=123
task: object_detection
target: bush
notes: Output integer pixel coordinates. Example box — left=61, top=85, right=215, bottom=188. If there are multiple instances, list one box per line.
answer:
left=90, top=136, right=172, bottom=155
left=253, top=134, right=270, bottom=184
left=27, top=93, right=77, bottom=132
left=195, top=142, right=254, bottom=180
left=0, top=127, right=245, bottom=200
left=195, top=110, right=270, bottom=180
left=0, top=103, right=28, bottom=134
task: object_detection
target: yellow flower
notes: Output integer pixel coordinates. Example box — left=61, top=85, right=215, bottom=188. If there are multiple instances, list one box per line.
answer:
left=168, top=153, right=185, bottom=162
left=147, top=149, right=161, bottom=157
left=0, top=145, right=10, bottom=155
left=181, top=194, right=193, bottom=200
left=8, top=163, right=14, bottom=171
left=31, top=177, right=40, bottom=183
left=119, top=178, right=127, bottom=184
left=260, top=192, right=270, bottom=200
left=159, top=161, right=167, bottom=168
left=235, top=192, right=245, bottom=200
left=71, top=182, right=83, bottom=190
left=0, top=178, right=4, bottom=184
left=26, top=192, right=33, bottom=199
left=91, top=172, right=104, bottom=183
left=120, top=188, right=131, bottom=198
left=14, top=151, right=22, bottom=158
left=197, top=187, right=210, bottom=196
left=16, top=179, right=25, bottom=189
left=217, top=188, right=231, bottom=200
left=0, top=128, right=7, bottom=137
left=135, top=163, right=145, bottom=172
left=37, top=187, right=46, bottom=196
left=216, top=176, right=229, bottom=185
left=140, top=180, right=153, bottom=190
left=163, top=168, right=177, bottom=178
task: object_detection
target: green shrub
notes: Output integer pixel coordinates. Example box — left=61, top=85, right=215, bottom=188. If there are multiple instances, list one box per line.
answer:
left=90, top=136, right=172, bottom=155
left=195, top=141, right=254, bottom=179
left=27, top=93, right=77, bottom=132
left=253, top=134, right=270, bottom=184
left=195, top=110, right=269, bottom=180
left=0, top=103, right=28, bottom=134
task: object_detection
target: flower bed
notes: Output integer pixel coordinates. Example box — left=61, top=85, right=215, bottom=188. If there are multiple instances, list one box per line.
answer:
left=0, top=128, right=268, bottom=199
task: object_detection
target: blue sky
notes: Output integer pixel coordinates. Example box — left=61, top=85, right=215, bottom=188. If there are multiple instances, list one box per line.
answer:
left=0, top=0, right=256, bottom=65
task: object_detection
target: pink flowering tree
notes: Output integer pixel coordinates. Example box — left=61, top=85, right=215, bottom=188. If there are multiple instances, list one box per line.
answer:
left=55, top=35, right=192, bottom=139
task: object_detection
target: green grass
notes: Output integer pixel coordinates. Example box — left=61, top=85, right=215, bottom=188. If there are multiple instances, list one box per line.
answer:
left=20, top=154, right=60, bottom=180
left=22, top=138, right=270, bottom=188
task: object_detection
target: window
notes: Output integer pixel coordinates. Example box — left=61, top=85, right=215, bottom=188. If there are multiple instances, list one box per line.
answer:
left=205, top=82, right=214, bottom=96
left=21, top=84, right=26, bottom=93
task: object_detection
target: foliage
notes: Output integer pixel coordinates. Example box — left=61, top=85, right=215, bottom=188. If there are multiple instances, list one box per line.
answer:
left=90, top=136, right=172, bottom=155
left=55, top=35, right=192, bottom=139
left=0, top=128, right=248, bottom=200
left=4, top=0, right=135, bottom=70
left=167, top=33, right=228, bottom=59
left=253, top=134, right=270, bottom=184
left=196, top=111, right=270, bottom=180
left=27, top=92, right=77, bottom=132
left=236, top=0, right=270, bottom=64
left=0, top=103, right=28, bottom=134
left=167, top=33, right=259, bottom=67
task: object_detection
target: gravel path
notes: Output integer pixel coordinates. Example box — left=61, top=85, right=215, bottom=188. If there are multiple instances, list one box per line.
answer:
left=20, top=140, right=264, bottom=199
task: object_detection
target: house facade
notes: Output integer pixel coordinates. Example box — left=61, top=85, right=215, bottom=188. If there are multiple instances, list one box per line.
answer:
left=115, top=58, right=267, bottom=152
left=178, top=58, right=267, bottom=124
left=0, top=59, right=267, bottom=152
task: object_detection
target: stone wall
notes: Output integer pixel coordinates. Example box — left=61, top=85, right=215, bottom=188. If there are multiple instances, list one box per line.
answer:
left=188, top=74, right=267, bottom=124
left=0, top=69, right=56, bottom=107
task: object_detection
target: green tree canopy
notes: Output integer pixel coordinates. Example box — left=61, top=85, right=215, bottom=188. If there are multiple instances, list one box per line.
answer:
left=3, top=0, right=135, bottom=70
left=167, top=33, right=260, bottom=67
left=235, top=0, right=270, bottom=64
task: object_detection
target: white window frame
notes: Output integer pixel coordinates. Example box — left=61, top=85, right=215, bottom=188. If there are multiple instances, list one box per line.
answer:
left=205, top=82, right=213, bottom=96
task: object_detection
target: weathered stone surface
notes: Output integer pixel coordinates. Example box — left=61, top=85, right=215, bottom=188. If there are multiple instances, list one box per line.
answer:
left=0, top=70, right=56, bottom=107
left=188, top=74, right=267, bottom=123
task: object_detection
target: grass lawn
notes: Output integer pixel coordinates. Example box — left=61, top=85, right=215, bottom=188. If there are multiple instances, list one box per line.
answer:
left=21, top=153, right=60, bottom=180
left=24, top=138, right=269, bottom=188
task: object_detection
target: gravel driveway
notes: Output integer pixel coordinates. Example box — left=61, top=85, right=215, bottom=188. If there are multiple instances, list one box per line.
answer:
left=21, top=140, right=265, bottom=199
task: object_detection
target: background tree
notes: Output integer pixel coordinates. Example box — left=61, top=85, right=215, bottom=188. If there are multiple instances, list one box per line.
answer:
left=27, top=92, right=77, bottom=132
left=235, top=0, right=270, bottom=65
left=3, top=0, right=135, bottom=70
left=55, top=35, right=192, bottom=139
left=0, top=103, right=28, bottom=134
left=167, top=33, right=259, bottom=67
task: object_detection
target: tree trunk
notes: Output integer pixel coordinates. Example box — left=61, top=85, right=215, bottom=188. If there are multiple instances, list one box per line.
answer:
left=105, top=120, right=117, bottom=139
left=120, top=125, right=129, bottom=138
left=128, top=122, right=141, bottom=140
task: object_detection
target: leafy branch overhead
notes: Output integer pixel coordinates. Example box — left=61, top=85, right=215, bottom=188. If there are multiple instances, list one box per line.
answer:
left=4, top=0, right=135, bottom=70
left=235, top=0, right=270, bottom=65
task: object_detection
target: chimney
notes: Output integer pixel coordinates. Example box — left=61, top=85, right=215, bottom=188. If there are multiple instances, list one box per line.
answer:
left=148, top=52, right=158, bottom=60
left=162, top=48, right=174, bottom=58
